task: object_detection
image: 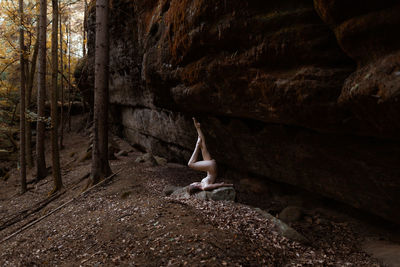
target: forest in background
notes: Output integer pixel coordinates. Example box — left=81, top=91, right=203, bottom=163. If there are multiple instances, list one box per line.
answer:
left=0, top=0, right=84, bottom=164
left=0, top=0, right=113, bottom=198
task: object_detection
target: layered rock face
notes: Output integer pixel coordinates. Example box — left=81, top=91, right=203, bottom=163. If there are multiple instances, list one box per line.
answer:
left=82, top=0, right=400, bottom=223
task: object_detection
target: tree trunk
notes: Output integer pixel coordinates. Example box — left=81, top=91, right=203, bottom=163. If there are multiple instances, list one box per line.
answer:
left=50, top=0, right=63, bottom=192
left=19, top=0, right=27, bottom=193
left=59, top=11, right=64, bottom=149
left=91, top=0, right=111, bottom=184
left=26, top=28, right=39, bottom=169
left=67, top=22, right=72, bottom=131
left=36, top=0, right=48, bottom=180
left=83, top=0, right=88, bottom=57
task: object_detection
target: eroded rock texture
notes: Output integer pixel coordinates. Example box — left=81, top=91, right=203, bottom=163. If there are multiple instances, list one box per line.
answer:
left=80, top=0, right=400, bottom=223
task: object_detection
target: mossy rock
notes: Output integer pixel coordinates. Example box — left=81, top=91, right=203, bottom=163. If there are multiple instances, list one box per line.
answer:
left=278, top=206, right=303, bottom=224
left=135, top=153, right=158, bottom=166
left=79, top=150, right=92, bottom=162
left=121, top=191, right=132, bottom=199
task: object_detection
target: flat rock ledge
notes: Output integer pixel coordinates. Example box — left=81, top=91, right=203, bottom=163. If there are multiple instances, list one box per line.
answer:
left=166, top=186, right=236, bottom=202
left=253, top=207, right=309, bottom=244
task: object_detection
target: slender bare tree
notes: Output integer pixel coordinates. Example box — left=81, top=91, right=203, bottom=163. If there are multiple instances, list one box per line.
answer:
left=50, top=0, right=63, bottom=193
left=91, top=0, right=111, bottom=185
left=19, top=0, right=27, bottom=193
left=59, top=11, right=64, bottom=148
left=67, top=21, right=72, bottom=131
left=82, top=0, right=88, bottom=57
left=25, top=34, right=39, bottom=169
left=36, top=0, right=48, bottom=180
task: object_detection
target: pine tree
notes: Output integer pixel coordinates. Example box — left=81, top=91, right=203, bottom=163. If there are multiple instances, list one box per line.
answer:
left=91, top=0, right=111, bottom=184
left=19, top=0, right=27, bottom=193
left=50, top=0, right=63, bottom=193
left=36, top=0, right=48, bottom=180
left=59, top=11, right=64, bottom=149
left=26, top=25, right=39, bottom=169
left=25, top=36, right=39, bottom=169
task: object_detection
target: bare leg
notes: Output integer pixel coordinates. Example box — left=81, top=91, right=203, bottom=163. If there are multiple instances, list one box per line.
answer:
left=189, top=160, right=216, bottom=172
left=188, top=137, right=201, bottom=168
left=188, top=136, right=217, bottom=174
left=193, top=117, right=211, bottom=160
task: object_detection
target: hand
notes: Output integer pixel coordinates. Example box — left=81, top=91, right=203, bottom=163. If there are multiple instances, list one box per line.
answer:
left=192, top=117, right=201, bottom=129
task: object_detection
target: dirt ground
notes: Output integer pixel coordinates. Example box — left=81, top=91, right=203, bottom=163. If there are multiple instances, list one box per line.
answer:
left=0, top=116, right=394, bottom=266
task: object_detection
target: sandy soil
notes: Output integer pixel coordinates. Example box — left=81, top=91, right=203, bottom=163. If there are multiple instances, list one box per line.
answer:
left=0, top=116, right=390, bottom=266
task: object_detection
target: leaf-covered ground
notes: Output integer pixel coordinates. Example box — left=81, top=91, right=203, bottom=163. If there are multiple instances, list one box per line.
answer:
left=0, top=116, right=391, bottom=266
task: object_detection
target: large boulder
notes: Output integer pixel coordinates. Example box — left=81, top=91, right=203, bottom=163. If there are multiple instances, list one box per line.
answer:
left=170, top=186, right=236, bottom=202
left=207, top=187, right=236, bottom=201
left=254, top=208, right=309, bottom=244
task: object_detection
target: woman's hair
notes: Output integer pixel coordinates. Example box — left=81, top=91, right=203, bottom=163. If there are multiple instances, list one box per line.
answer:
left=188, top=184, right=202, bottom=195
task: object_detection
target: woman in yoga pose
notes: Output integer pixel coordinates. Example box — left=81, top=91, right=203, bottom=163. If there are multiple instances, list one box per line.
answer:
left=188, top=118, right=232, bottom=194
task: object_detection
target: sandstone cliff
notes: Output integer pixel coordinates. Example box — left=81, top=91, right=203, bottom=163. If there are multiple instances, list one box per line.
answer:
left=78, top=0, right=400, bottom=224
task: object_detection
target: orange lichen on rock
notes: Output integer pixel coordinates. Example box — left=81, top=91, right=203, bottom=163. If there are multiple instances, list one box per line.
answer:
left=165, top=0, right=210, bottom=63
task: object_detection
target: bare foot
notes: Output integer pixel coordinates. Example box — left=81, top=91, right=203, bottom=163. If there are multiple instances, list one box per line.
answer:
left=192, top=117, right=201, bottom=129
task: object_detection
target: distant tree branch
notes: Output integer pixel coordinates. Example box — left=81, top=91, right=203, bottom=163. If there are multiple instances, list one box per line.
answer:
left=58, top=69, right=77, bottom=91
left=0, top=59, right=19, bottom=77
left=59, top=0, right=82, bottom=11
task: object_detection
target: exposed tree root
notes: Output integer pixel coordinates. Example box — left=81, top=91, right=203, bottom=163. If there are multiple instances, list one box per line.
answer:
left=0, top=192, right=64, bottom=232
left=0, top=168, right=124, bottom=244
left=47, top=186, right=65, bottom=197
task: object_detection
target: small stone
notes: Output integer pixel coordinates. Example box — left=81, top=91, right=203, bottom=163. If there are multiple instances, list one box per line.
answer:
left=135, top=153, right=158, bottom=166
left=154, top=156, right=167, bottom=165
left=279, top=206, right=303, bottom=224
left=79, top=150, right=92, bottom=162
left=163, top=185, right=181, bottom=196
left=116, top=150, right=128, bottom=157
